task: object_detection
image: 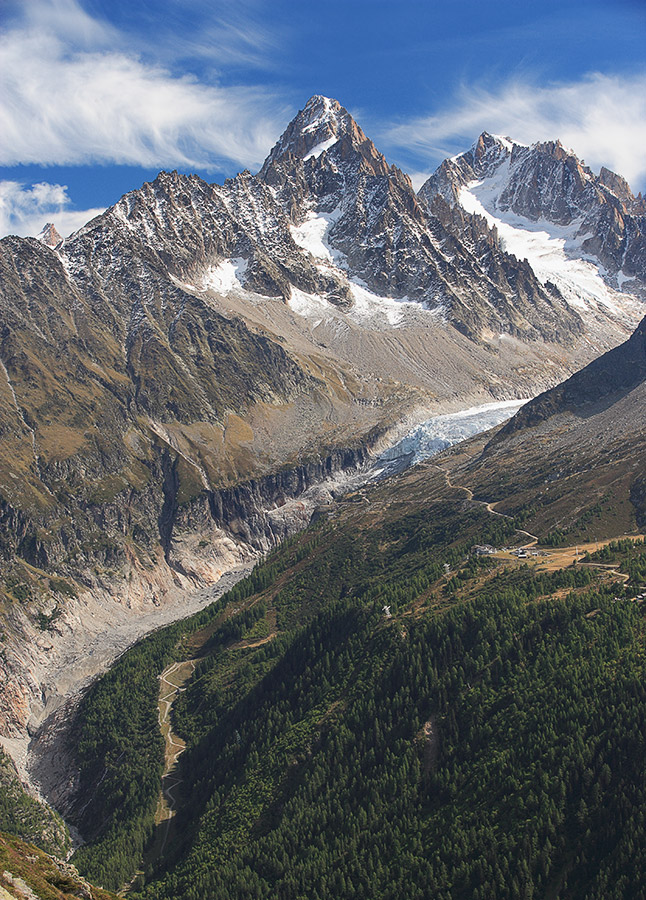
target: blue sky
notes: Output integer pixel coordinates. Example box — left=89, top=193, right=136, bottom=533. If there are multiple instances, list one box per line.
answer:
left=1, top=0, right=645, bottom=237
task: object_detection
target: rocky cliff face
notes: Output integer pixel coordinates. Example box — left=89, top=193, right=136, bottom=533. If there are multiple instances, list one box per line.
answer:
left=259, top=97, right=581, bottom=342
left=420, top=132, right=646, bottom=301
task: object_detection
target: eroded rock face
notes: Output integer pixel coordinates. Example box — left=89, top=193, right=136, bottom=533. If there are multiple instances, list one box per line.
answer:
left=420, top=132, right=646, bottom=297
left=0, top=439, right=372, bottom=741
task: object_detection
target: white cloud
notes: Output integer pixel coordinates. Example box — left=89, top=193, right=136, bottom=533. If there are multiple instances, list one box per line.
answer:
left=15, top=0, right=116, bottom=47
left=0, top=0, right=289, bottom=171
left=0, top=180, right=104, bottom=239
left=384, top=73, right=646, bottom=193
left=134, top=1, right=282, bottom=71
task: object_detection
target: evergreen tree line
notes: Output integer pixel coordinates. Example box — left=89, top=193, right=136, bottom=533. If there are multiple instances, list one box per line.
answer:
left=68, top=496, right=646, bottom=898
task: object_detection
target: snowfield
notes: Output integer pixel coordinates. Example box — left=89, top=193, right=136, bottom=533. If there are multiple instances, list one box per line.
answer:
left=458, top=174, right=640, bottom=322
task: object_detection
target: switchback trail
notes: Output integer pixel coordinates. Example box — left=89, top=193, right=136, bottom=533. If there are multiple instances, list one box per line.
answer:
left=432, top=463, right=539, bottom=546
left=146, top=625, right=278, bottom=871
left=434, top=461, right=643, bottom=582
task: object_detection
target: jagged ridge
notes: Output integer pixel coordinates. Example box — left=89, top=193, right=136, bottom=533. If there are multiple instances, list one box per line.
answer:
left=420, top=131, right=646, bottom=298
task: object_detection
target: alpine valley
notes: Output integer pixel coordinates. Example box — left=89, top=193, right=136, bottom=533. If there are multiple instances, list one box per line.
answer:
left=1, top=97, right=645, bottom=900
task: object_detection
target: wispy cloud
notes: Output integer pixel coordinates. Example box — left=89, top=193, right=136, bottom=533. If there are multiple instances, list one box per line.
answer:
left=0, top=0, right=289, bottom=171
left=384, top=73, right=646, bottom=192
left=116, top=0, right=283, bottom=71
left=0, top=180, right=104, bottom=239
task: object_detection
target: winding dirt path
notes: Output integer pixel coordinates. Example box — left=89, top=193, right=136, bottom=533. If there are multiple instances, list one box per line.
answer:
left=155, top=659, right=196, bottom=857
left=430, top=462, right=646, bottom=604
left=142, top=627, right=277, bottom=874
left=580, top=563, right=630, bottom=583
left=433, top=463, right=539, bottom=546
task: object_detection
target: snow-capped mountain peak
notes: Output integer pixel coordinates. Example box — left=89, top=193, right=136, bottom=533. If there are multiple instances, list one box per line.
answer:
left=260, top=95, right=397, bottom=181
left=471, top=131, right=513, bottom=171
left=300, top=95, right=337, bottom=134
left=263, top=95, right=349, bottom=163
left=254, top=102, right=585, bottom=343
left=35, top=222, right=63, bottom=249
left=418, top=132, right=646, bottom=315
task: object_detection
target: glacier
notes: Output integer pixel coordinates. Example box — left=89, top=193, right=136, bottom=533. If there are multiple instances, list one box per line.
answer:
left=373, top=399, right=528, bottom=476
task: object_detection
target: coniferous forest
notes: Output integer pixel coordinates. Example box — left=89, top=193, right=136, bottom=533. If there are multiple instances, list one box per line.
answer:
left=65, top=476, right=646, bottom=900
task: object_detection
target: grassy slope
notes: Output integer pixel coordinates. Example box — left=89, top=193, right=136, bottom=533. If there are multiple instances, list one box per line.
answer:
left=0, top=831, right=117, bottom=900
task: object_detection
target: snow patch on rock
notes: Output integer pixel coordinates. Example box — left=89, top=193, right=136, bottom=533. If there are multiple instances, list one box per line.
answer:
left=288, top=286, right=329, bottom=319
left=302, top=96, right=334, bottom=133
left=458, top=181, right=638, bottom=318
left=290, top=208, right=343, bottom=262
left=203, top=258, right=248, bottom=294
left=304, top=136, right=339, bottom=160
left=348, top=280, right=412, bottom=327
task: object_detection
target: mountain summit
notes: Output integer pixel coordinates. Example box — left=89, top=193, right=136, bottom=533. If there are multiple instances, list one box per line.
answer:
left=261, top=95, right=400, bottom=180
left=35, top=222, right=63, bottom=249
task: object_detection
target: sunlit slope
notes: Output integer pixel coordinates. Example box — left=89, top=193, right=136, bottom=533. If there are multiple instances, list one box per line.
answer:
left=450, top=315, right=646, bottom=542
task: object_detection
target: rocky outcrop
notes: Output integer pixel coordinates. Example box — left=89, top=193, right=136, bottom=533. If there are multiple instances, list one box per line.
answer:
left=35, top=223, right=63, bottom=250
left=0, top=832, right=99, bottom=900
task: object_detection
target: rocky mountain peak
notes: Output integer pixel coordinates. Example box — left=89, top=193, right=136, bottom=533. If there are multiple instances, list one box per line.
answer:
left=260, top=95, right=397, bottom=182
left=418, top=132, right=513, bottom=206
left=262, top=96, right=345, bottom=162
left=419, top=127, right=646, bottom=300
left=252, top=98, right=581, bottom=342
left=471, top=131, right=513, bottom=171
left=598, top=166, right=635, bottom=206
left=35, top=222, right=63, bottom=249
